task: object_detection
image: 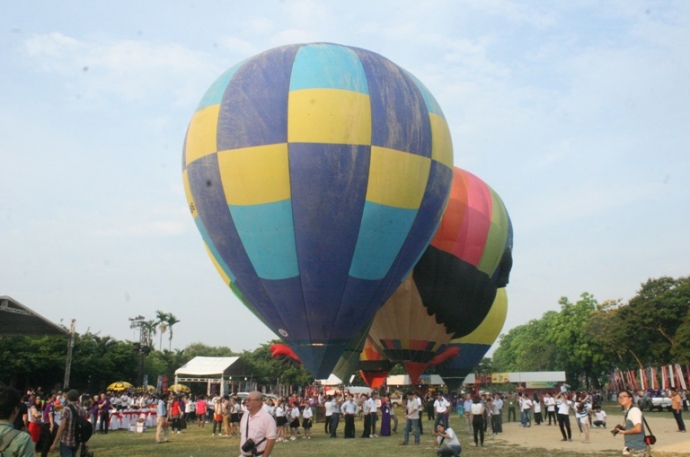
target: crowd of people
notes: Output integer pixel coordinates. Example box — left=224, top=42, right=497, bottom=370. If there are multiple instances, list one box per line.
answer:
left=1, top=383, right=687, bottom=457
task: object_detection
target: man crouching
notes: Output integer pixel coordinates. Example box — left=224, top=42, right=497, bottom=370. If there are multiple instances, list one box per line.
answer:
left=433, top=423, right=462, bottom=457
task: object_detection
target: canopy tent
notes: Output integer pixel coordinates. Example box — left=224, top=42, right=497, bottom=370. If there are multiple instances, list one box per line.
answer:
left=0, top=296, right=67, bottom=336
left=174, top=356, right=250, bottom=396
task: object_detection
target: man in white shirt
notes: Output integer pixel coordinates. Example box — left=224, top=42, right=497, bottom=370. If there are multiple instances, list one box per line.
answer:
left=239, top=392, right=276, bottom=457
left=370, top=393, right=379, bottom=437
left=491, top=394, right=504, bottom=434
left=400, top=392, right=421, bottom=445
left=463, top=395, right=473, bottom=433
left=433, top=393, right=451, bottom=429
left=593, top=406, right=607, bottom=428
left=341, top=394, right=358, bottom=439
left=324, top=395, right=333, bottom=434
left=544, top=393, right=556, bottom=425
left=433, top=423, right=461, bottom=457
left=361, top=394, right=372, bottom=438
left=520, top=393, right=532, bottom=427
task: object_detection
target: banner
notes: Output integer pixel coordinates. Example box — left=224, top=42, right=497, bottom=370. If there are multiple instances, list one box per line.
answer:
left=669, top=364, right=675, bottom=388
left=525, top=382, right=557, bottom=389
left=630, top=370, right=639, bottom=390
left=661, top=366, right=668, bottom=390
left=491, top=373, right=511, bottom=383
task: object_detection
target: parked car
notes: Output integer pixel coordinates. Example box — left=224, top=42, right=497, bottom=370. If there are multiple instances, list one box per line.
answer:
left=235, top=392, right=280, bottom=403
left=638, top=395, right=672, bottom=412
left=390, top=394, right=404, bottom=407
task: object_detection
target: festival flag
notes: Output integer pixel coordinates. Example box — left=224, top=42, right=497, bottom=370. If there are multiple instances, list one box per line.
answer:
left=675, top=364, right=686, bottom=390
left=669, top=364, right=675, bottom=388
left=651, top=367, right=657, bottom=390
left=631, top=370, right=639, bottom=390
left=640, top=368, right=647, bottom=390
left=661, top=366, right=668, bottom=390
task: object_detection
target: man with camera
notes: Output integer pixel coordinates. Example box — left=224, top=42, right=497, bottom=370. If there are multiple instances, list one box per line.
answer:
left=239, top=392, right=276, bottom=457
left=612, top=390, right=646, bottom=457
left=432, top=423, right=461, bottom=457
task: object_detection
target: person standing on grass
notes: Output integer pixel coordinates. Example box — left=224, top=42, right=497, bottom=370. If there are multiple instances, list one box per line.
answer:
left=0, top=387, right=34, bottom=457
left=155, top=393, right=170, bottom=444
left=434, top=392, right=451, bottom=429
left=301, top=400, right=313, bottom=439
left=670, top=387, right=686, bottom=432
left=49, top=390, right=84, bottom=457
left=329, top=395, right=341, bottom=438
left=239, top=392, right=276, bottom=457
left=195, top=396, right=207, bottom=428
left=470, top=396, right=485, bottom=448
left=369, top=392, right=379, bottom=437
left=519, top=393, right=532, bottom=427
left=463, top=394, right=473, bottom=433
left=324, top=395, right=333, bottom=435
left=544, top=393, right=556, bottom=425
left=555, top=392, right=572, bottom=442
left=361, top=393, right=372, bottom=438
left=288, top=401, right=300, bottom=441
left=400, top=391, right=421, bottom=446
left=341, top=394, right=358, bottom=439
left=574, top=392, right=591, bottom=444
left=490, top=394, right=503, bottom=434
left=97, top=393, right=110, bottom=435
left=615, top=390, right=647, bottom=457
left=533, top=393, right=543, bottom=425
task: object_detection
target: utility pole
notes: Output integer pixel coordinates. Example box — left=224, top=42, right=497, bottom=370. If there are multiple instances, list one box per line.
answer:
left=63, top=319, right=76, bottom=389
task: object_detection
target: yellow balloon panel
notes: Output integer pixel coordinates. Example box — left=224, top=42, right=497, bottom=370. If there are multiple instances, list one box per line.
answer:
left=451, top=288, right=508, bottom=345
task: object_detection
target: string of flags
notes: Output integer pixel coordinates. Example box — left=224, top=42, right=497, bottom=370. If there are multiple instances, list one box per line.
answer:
left=610, top=364, right=689, bottom=391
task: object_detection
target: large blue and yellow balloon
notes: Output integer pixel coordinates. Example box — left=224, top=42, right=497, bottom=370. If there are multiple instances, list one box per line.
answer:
left=182, top=43, right=454, bottom=378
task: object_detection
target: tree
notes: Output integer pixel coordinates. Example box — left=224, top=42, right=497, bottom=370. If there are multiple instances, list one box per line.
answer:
left=166, top=313, right=181, bottom=351
left=155, top=310, right=169, bottom=351
left=143, top=320, right=157, bottom=350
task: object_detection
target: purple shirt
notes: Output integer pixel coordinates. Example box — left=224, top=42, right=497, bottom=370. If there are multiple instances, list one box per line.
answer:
left=42, top=402, right=54, bottom=423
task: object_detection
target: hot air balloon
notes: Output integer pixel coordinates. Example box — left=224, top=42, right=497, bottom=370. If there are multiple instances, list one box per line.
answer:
left=437, top=287, right=509, bottom=391
left=368, top=167, right=513, bottom=382
left=182, top=43, right=454, bottom=378
left=358, top=335, right=392, bottom=389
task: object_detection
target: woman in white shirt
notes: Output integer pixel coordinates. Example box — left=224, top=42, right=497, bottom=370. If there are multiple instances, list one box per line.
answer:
left=289, top=403, right=301, bottom=441
left=302, top=401, right=313, bottom=439
left=574, top=393, right=591, bottom=444
left=469, top=396, right=485, bottom=447
left=533, top=394, right=542, bottom=425
left=274, top=400, right=287, bottom=442
left=555, top=392, right=572, bottom=442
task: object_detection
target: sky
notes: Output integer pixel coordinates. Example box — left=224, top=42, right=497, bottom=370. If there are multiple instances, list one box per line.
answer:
left=2, top=1, right=689, bottom=357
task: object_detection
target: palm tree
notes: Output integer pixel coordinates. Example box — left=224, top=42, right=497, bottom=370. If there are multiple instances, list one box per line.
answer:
left=143, top=320, right=157, bottom=350
left=166, top=313, right=181, bottom=351
left=155, top=310, right=169, bottom=351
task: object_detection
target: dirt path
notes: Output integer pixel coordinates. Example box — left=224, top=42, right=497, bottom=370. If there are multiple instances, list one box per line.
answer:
left=490, top=414, right=689, bottom=455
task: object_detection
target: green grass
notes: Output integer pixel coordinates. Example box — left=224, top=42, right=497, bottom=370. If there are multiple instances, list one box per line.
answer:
left=82, top=415, right=614, bottom=457
left=81, top=403, right=689, bottom=457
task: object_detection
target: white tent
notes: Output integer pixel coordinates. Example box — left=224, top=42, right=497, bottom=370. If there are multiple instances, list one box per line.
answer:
left=175, top=356, right=250, bottom=396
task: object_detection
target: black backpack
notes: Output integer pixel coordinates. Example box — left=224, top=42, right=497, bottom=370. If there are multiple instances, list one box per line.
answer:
left=68, top=404, right=93, bottom=443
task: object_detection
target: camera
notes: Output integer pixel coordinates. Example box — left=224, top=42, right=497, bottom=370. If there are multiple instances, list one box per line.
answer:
left=611, top=424, right=624, bottom=436
left=241, top=438, right=257, bottom=454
